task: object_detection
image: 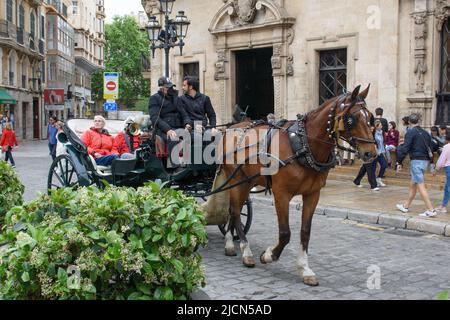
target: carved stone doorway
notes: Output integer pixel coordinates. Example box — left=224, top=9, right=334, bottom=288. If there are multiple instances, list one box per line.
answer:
left=235, top=48, right=274, bottom=120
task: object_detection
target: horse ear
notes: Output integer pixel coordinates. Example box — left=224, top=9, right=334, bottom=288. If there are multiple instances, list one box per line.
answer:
left=351, top=85, right=361, bottom=101
left=359, top=84, right=371, bottom=100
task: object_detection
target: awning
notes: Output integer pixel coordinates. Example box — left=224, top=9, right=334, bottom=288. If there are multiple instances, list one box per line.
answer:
left=0, top=88, right=17, bottom=105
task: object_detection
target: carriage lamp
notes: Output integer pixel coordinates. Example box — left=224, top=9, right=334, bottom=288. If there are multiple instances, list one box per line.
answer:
left=145, top=0, right=190, bottom=77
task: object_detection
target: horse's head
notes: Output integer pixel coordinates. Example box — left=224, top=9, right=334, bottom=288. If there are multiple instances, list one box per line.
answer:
left=332, top=85, right=377, bottom=163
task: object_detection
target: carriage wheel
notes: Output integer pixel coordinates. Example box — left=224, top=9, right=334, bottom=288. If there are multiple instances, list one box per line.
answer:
left=47, top=154, right=81, bottom=195
left=218, top=199, right=253, bottom=240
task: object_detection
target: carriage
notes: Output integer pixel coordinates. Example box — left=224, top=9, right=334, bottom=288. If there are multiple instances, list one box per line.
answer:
left=47, top=116, right=253, bottom=237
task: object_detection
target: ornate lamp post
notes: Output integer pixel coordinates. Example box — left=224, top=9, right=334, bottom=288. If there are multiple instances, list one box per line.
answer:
left=146, top=0, right=190, bottom=77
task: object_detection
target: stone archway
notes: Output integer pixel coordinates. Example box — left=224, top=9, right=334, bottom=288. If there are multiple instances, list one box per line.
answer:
left=209, top=0, right=295, bottom=123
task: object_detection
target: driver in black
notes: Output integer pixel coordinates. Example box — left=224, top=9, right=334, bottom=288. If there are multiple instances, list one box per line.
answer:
left=178, top=76, right=218, bottom=134
left=149, top=77, right=191, bottom=161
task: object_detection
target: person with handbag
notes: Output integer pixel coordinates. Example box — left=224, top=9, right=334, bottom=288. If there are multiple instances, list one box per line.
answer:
left=0, top=123, right=18, bottom=168
left=396, top=113, right=436, bottom=217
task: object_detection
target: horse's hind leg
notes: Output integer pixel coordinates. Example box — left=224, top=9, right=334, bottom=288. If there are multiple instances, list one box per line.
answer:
left=229, top=186, right=255, bottom=267
left=298, top=191, right=320, bottom=287
left=260, top=191, right=291, bottom=264
left=224, top=204, right=237, bottom=257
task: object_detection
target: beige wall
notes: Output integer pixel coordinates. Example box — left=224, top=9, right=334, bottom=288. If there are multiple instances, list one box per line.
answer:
left=145, top=0, right=449, bottom=127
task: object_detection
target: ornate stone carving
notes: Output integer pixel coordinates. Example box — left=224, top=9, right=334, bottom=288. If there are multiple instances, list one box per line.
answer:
left=287, top=27, right=295, bottom=45
left=286, top=54, right=294, bottom=76
left=215, top=49, right=227, bottom=80
left=141, top=0, right=159, bottom=18
left=271, top=44, right=283, bottom=71
left=436, top=0, right=450, bottom=31
left=230, top=0, right=258, bottom=25
left=412, top=12, right=428, bottom=92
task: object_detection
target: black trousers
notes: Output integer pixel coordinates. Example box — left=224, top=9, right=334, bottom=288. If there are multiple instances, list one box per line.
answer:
left=354, top=161, right=377, bottom=189
left=4, top=146, right=15, bottom=166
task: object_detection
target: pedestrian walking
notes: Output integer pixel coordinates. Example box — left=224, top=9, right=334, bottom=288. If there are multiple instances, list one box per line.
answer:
left=47, top=116, right=58, bottom=160
left=374, top=120, right=388, bottom=187
left=375, top=107, right=389, bottom=133
left=55, top=121, right=66, bottom=157
left=0, top=123, right=18, bottom=168
left=385, top=121, right=400, bottom=167
left=438, top=125, right=448, bottom=144
left=434, top=132, right=450, bottom=215
left=396, top=113, right=436, bottom=217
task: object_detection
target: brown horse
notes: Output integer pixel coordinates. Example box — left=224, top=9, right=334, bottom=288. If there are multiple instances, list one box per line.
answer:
left=220, top=85, right=377, bottom=286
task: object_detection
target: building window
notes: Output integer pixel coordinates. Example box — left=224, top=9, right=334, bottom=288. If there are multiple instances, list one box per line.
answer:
left=182, top=63, right=200, bottom=78
left=319, top=49, right=347, bottom=105
left=30, top=12, right=36, bottom=38
left=19, top=5, right=24, bottom=29
left=72, top=1, right=78, bottom=14
left=62, top=4, right=68, bottom=18
left=6, top=0, right=13, bottom=23
left=41, top=16, right=45, bottom=39
left=437, top=19, right=450, bottom=125
left=9, top=52, right=16, bottom=86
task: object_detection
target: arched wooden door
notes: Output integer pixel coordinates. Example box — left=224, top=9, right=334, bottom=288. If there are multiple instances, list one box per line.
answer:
left=437, top=19, right=450, bottom=125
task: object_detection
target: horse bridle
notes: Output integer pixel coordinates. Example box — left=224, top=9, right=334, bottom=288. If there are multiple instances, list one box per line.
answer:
left=327, top=94, right=376, bottom=153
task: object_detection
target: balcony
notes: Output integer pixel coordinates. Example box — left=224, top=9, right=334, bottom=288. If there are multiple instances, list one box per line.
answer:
left=96, top=5, right=106, bottom=19
left=17, top=27, right=24, bottom=45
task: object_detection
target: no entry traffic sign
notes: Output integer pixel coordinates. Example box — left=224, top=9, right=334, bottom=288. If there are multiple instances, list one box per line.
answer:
left=104, top=72, right=119, bottom=100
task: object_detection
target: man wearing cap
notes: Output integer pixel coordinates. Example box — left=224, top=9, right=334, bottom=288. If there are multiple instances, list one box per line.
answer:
left=178, top=76, right=217, bottom=134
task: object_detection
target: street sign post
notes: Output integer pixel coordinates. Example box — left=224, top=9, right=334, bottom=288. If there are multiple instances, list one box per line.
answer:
left=103, top=72, right=119, bottom=100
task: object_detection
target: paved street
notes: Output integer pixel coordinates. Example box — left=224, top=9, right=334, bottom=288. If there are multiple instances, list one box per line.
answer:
left=8, top=140, right=450, bottom=300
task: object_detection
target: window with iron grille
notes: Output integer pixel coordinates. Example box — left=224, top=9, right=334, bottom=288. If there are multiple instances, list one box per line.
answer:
left=30, top=12, right=36, bottom=38
left=319, top=49, right=347, bottom=105
left=437, top=19, right=450, bottom=125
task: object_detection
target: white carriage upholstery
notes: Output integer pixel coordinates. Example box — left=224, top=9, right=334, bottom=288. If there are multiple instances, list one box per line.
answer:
left=88, top=155, right=112, bottom=177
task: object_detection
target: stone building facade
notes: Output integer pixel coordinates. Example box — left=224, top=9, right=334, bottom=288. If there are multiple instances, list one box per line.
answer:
left=68, top=0, right=106, bottom=119
left=143, top=0, right=450, bottom=129
left=0, top=0, right=46, bottom=140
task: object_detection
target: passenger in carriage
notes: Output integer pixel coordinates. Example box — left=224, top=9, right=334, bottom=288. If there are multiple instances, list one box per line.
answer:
left=179, top=76, right=218, bottom=135
left=114, top=117, right=143, bottom=159
left=81, top=115, right=119, bottom=166
left=149, top=77, right=191, bottom=161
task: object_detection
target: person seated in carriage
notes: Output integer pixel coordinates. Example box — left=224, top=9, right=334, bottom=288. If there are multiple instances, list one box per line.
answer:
left=149, top=77, right=191, bottom=162
left=81, top=115, right=119, bottom=166
left=178, top=76, right=218, bottom=135
left=113, top=116, right=144, bottom=159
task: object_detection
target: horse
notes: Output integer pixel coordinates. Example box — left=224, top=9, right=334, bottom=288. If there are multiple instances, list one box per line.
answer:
left=219, top=84, right=377, bottom=286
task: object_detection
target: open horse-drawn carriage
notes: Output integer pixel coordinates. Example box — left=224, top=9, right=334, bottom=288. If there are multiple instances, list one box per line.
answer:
left=48, top=85, right=378, bottom=287
left=47, top=113, right=253, bottom=237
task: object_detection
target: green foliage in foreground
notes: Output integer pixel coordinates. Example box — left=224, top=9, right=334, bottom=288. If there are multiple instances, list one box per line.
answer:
left=0, top=161, right=24, bottom=224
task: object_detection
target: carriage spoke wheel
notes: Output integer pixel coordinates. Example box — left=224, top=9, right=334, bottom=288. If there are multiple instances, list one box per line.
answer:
left=47, top=154, right=80, bottom=195
left=218, top=199, right=253, bottom=240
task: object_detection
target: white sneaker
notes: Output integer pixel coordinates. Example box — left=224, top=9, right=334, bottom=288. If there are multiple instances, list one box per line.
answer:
left=435, top=206, right=448, bottom=214
left=376, top=178, right=386, bottom=187
left=419, top=210, right=437, bottom=218
left=371, top=187, right=380, bottom=191
left=396, top=204, right=409, bottom=213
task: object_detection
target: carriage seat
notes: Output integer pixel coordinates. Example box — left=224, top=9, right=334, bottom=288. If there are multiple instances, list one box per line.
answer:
left=88, top=154, right=112, bottom=176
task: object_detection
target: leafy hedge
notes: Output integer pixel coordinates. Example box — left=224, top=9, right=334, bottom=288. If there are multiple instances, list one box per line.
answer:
left=0, top=160, right=24, bottom=224
left=0, top=182, right=207, bottom=300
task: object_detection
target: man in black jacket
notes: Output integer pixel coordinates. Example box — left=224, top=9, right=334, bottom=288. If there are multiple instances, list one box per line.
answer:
left=396, top=113, right=436, bottom=217
left=375, top=107, right=389, bottom=133
left=179, top=76, right=217, bottom=134
left=149, top=77, right=191, bottom=140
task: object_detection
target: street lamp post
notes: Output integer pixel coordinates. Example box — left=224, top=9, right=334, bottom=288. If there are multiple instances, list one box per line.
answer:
left=146, top=0, right=190, bottom=78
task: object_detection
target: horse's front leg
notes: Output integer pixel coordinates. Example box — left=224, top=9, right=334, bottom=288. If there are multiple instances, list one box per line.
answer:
left=260, top=192, right=291, bottom=264
left=298, top=191, right=320, bottom=287
left=224, top=205, right=237, bottom=257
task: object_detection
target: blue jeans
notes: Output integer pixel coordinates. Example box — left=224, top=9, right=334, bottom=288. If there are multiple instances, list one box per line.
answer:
left=375, top=153, right=388, bottom=178
left=443, top=167, right=450, bottom=206
left=95, top=154, right=119, bottom=166
left=48, top=143, right=57, bottom=160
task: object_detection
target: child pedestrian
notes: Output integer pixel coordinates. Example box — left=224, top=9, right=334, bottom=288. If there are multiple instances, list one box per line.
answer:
left=0, top=123, right=18, bottom=168
left=434, top=132, right=450, bottom=214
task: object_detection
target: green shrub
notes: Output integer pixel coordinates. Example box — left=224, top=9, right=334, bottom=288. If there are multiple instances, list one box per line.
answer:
left=0, top=160, right=24, bottom=224
left=0, top=182, right=207, bottom=300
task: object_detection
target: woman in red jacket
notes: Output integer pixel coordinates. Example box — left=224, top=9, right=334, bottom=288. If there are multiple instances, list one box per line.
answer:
left=0, top=123, right=18, bottom=167
left=81, top=115, right=119, bottom=166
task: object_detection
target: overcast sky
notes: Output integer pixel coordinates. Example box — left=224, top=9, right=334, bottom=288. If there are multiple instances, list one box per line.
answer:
left=105, top=0, right=144, bottom=23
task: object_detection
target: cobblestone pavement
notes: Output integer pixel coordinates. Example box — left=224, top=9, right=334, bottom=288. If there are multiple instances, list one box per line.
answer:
left=201, top=199, right=450, bottom=300
left=11, top=141, right=450, bottom=300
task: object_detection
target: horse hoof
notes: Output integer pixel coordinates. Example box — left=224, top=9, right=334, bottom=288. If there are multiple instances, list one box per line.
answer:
left=243, top=257, right=256, bottom=268
left=303, top=276, right=319, bottom=287
left=225, top=248, right=237, bottom=257
left=260, top=251, right=274, bottom=264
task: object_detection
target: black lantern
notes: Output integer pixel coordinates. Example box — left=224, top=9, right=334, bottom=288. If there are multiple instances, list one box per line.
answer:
left=159, top=0, right=175, bottom=15
left=174, top=11, right=190, bottom=40
left=146, top=16, right=161, bottom=43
